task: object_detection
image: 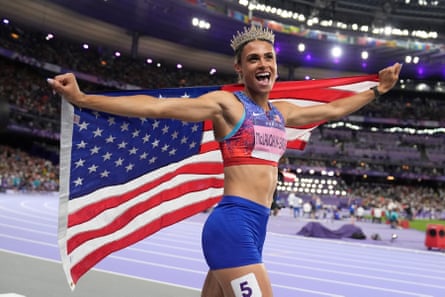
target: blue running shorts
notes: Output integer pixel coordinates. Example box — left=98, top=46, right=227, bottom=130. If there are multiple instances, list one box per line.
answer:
left=201, top=195, right=270, bottom=270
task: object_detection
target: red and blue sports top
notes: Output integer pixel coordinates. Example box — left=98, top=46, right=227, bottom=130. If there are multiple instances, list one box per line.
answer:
left=218, top=91, right=287, bottom=167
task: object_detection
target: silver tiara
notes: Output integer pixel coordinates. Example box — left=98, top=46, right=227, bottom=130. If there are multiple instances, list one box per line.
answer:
left=230, top=26, right=275, bottom=51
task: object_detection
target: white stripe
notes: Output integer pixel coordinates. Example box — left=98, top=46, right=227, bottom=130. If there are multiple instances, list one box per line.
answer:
left=330, top=80, right=378, bottom=92
left=68, top=186, right=222, bottom=267
left=285, top=127, right=314, bottom=141
left=58, top=98, right=75, bottom=288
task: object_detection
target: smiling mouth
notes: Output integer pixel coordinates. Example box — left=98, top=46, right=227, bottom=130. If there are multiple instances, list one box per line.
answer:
left=256, top=72, right=271, bottom=82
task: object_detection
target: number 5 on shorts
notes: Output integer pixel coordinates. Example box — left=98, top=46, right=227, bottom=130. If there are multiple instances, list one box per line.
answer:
left=230, top=273, right=262, bottom=297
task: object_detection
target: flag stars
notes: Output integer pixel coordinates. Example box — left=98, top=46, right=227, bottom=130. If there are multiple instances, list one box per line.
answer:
left=105, top=135, right=116, bottom=143
left=118, top=141, right=128, bottom=149
left=100, top=170, right=110, bottom=178
left=88, top=164, right=98, bottom=173
left=181, top=136, right=188, bottom=144
left=102, top=152, right=112, bottom=161
left=149, top=156, right=157, bottom=164
left=169, top=148, right=177, bottom=156
left=115, top=158, right=124, bottom=167
left=132, top=130, right=140, bottom=138
left=161, top=144, right=169, bottom=152
left=78, top=121, right=89, bottom=131
left=93, top=128, right=103, bottom=138
left=76, top=140, right=87, bottom=149
left=152, top=120, right=160, bottom=130
left=140, top=152, right=148, bottom=160
left=75, top=159, right=85, bottom=168
left=162, top=125, right=169, bottom=134
left=152, top=139, right=160, bottom=148
left=129, top=147, right=138, bottom=155
left=90, top=146, right=100, bottom=155
left=125, top=163, right=135, bottom=172
left=120, top=122, right=129, bottom=131
left=171, top=131, right=179, bottom=139
left=92, top=111, right=101, bottom=119
left=107, top=117, right=116, bottom=126
left=189, top=141, right=197, bottom=149
left=73, top=177, right=83, bottom=186
left=191, top=124, right=199, bottom=132
left=142, top=134, right=150, bottom=143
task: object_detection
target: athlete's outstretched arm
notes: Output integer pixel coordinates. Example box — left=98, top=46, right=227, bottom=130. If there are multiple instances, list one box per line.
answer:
left=47, top=73, right=229, bottom=122
left=276, top=62, right=402, bottom=127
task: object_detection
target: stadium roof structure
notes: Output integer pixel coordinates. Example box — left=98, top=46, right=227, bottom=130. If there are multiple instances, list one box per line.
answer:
left=1, top=0, right=444, bottom=81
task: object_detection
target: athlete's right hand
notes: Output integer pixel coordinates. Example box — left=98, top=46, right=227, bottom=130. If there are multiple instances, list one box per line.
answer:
left=47, top=73, right=85, bottom=107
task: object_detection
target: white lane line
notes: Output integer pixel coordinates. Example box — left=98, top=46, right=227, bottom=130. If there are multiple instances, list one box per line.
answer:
left=136, top=241, right=202, bottom=254
left=109, top=254, right=206, bottom=275
left=0, top=214, right=56, bottom=229
left=0, top=205, right=55, bottom=223
left=0, top=234, right=57, bottom=247
left=263, top=252, right=445, bottom=281
left=0, top=223, right=56, bottom=237
left=264, top=241, right=445, bottom=275
left=266, top=259, right=445, bottom=289
left=269, top=269, right=434, bottom=297
left=124, top=246, right=204, bottom=263
left=272, top=284, right=345, bottom=297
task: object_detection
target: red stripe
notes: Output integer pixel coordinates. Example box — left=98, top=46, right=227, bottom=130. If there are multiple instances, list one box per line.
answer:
left=70, top=195, right=221, bottom=285
left=68, top=161, right=223, bottom=227
left=287, top=139, right=307, bottom=150
left=269, top=87, right=354, bottom=102
left=200, top=141, right=219, bottom=154
left=203, top=120, right=213, bottom=131
left=67, top=176, right=224, bottom=253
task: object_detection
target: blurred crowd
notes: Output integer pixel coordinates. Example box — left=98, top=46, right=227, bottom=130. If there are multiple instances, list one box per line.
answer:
left=0, top=145, right=58, bottom=192
left=0, top=20, right=443, bottom=218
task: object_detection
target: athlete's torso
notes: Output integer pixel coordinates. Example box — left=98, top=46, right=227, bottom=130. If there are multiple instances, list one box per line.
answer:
left=219, top=91, right=287, bottom=167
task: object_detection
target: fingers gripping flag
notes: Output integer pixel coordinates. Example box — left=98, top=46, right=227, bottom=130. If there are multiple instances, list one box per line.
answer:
left=58, top=75, right=378, bottom=288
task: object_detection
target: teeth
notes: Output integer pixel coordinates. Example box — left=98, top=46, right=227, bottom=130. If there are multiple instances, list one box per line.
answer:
left=256, top=73, right=270, bottom=80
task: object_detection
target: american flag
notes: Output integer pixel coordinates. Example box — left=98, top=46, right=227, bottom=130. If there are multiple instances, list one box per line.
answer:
left=58, top=75, right=378, bottom=289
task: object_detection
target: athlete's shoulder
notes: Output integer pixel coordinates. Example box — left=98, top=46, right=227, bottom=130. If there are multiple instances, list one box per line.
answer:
left=201, top=90, right=239, bottom=101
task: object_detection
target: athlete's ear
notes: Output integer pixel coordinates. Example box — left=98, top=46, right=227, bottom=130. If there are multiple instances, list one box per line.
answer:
left=234, top=63, right=242, bottom=75
left=234, top=63, right=243, bottom=83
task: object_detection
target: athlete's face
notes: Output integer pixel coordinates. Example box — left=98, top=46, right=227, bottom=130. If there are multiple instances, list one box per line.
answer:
left=235, top=40, right=277, bottom=95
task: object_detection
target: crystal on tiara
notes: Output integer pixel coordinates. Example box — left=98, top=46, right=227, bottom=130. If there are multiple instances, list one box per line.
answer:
left=230, top=26, right=275, bottom=51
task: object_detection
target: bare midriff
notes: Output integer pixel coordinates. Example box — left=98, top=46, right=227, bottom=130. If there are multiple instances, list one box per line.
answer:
left=223, top=164, right=278, bottom=208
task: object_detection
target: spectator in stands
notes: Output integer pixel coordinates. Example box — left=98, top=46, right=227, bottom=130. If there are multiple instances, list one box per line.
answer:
left=48, top=25, right=401, bottom=297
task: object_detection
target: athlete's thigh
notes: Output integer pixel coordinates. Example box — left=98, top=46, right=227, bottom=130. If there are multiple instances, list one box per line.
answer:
left=212, top=263, right=273, bottom=297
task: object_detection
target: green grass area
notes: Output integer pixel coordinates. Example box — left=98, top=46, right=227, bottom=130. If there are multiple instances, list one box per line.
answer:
left=408, top=219, right=445, bottom=232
